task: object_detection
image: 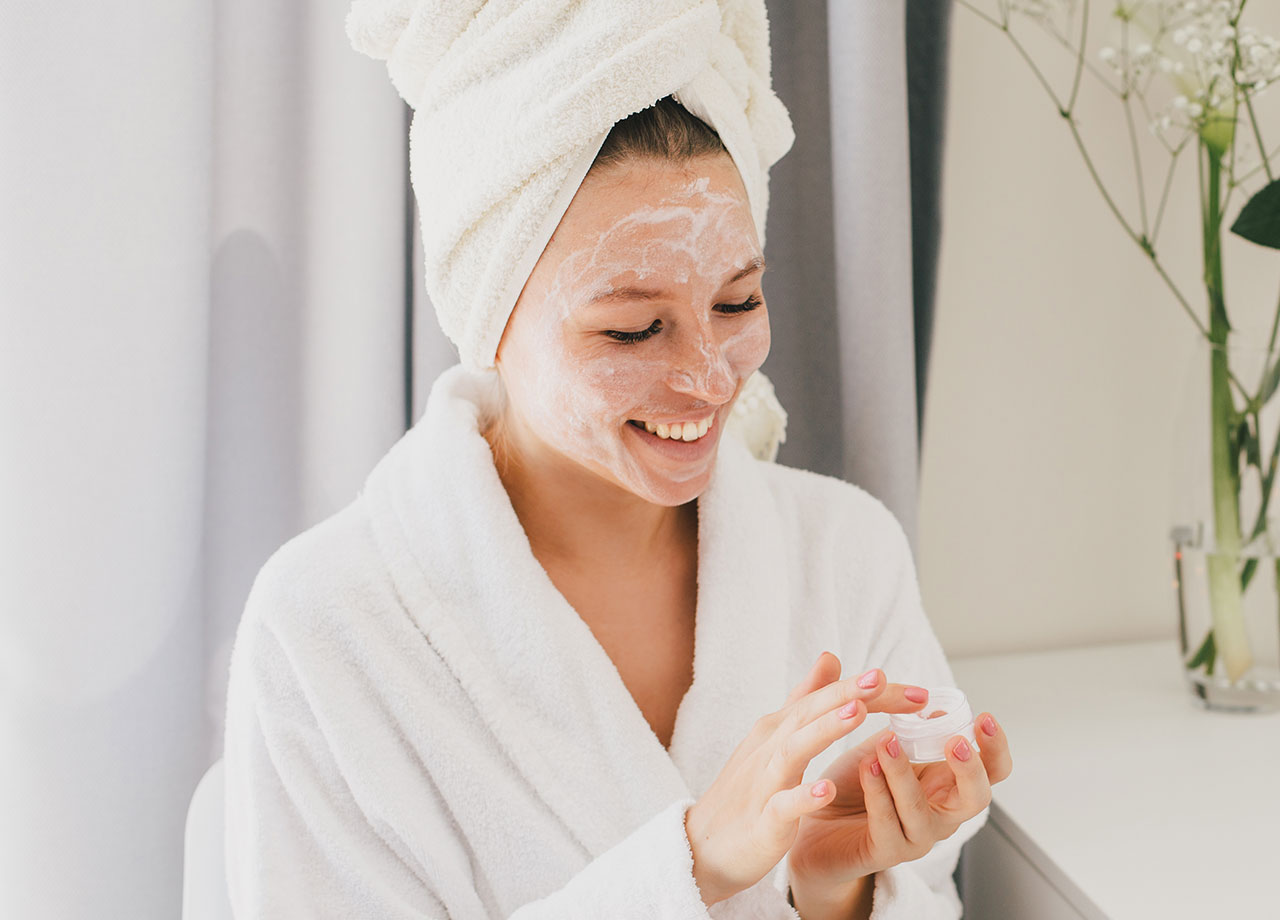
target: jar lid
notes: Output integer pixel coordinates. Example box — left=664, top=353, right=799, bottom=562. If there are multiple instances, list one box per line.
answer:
left=887, top=687, right=979, bottom=763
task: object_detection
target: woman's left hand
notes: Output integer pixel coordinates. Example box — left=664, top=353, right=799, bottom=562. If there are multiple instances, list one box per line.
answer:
left=787, top=700, right=1013, bottom=909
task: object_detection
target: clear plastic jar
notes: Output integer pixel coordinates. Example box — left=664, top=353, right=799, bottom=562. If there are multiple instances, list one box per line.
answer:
left=887, top=686, right=979, bottom=763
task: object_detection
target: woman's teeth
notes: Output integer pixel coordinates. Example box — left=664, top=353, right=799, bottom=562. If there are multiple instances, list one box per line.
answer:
left=638, top=417, right=713, bottom=441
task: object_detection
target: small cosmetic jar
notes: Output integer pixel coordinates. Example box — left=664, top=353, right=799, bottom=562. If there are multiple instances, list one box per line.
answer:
left=887, top=687, right=979, bottom=763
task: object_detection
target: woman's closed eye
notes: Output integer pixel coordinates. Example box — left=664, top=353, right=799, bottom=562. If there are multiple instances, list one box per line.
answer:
left=603, top=294, right=763, bottom=345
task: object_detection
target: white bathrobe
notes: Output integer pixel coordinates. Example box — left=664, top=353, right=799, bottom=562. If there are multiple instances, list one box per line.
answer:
left=222, top=363, right=987, bottom=919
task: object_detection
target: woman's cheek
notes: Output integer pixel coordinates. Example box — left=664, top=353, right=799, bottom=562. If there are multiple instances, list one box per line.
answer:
left=555, top=348, right=642, bottom=434
left=722, top=311, right=771, bottom=378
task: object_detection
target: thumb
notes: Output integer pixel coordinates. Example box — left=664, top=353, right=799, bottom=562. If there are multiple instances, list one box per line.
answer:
left=784, top=651, right=841, bottom=706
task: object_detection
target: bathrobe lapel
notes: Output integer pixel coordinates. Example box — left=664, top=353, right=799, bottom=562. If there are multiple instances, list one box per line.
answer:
left=362, top=365, right=793, bottom=859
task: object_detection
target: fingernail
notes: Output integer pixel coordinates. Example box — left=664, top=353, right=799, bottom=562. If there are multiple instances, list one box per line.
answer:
left=870, top=759, right=883, bottom=777
left=981, top=715, right=998, bottom=737
left=885, top=733, right=900, bottom=759
left=811, top=780, right=830, bottom=797
left=838, top=699, right=861, bottom=719
left=904, top=686, right=928, bottom=704
left=953, top=739, right=972, bottom=761
left=856, top=668, right=879, bottom=689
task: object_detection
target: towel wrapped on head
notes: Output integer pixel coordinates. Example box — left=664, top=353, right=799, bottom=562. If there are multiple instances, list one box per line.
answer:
left=346, top=0, right=795, bottom=458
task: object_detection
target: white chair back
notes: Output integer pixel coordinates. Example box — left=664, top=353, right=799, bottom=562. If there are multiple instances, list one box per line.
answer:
left=182, top=758, right=233, bottom=920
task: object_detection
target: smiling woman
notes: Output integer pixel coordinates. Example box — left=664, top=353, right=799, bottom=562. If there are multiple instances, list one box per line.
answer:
left=221, top=4, right=1010, bottom=920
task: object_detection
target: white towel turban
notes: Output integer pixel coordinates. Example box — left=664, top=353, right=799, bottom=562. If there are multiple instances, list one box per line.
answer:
left=346, top=0, right=794, bottom=458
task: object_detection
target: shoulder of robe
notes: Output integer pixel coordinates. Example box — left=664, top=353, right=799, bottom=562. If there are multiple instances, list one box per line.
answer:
left=752, top=457, right=912, bottom=565
left=239, top=496, right=409, bottom=653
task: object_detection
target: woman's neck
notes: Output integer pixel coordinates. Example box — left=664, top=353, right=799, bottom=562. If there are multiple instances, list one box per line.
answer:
left=483, top=412, right=696, bottom=573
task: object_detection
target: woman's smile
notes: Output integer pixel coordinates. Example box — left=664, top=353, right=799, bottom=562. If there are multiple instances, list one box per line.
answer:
left=624, top=413, right=721, bottom=463
left=628, top=415, right=714, bottom=441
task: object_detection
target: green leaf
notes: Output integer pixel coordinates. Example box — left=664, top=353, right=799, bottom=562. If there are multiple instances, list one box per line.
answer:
left=1187, top=629, right=1216, bottom=672
left=1230, top=177, right=1280, bottom=250
left=1232, top=418, right=1250, bottom=464
left=1245, top=419, right=1262, bottom=470
left=1261, top=358, right=1280, bottom=405
left=1241, top=556, right=1258, bottom=592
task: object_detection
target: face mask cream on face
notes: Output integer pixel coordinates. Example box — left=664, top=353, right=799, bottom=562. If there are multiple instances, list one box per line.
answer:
left=887, top=687, right=979, bottom=764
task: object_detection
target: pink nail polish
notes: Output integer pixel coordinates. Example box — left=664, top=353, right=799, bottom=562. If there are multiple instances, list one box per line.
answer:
left=857, top=668, right=879, bottom=689
left=838, top=700, right=861, bottom=719
left=870, top=759, right=882, bottom=777
left=811, top=780, right=829, bottom=797
left=953, top=739, right=972, bottom=761
left=981, top=715, right=998, bottom=737
left=885, top=733, right=900, bottom=759
left=904, top=686, right=928, bottom=704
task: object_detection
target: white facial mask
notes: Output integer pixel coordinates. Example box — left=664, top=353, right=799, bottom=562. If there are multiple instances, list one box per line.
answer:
left=496, top=159, right=770, bottom=506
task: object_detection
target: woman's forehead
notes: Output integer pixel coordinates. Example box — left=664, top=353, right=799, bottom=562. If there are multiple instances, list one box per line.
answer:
left=549, top=168, right=758, bottom=281
left=558, top=157, right=753, bottom=241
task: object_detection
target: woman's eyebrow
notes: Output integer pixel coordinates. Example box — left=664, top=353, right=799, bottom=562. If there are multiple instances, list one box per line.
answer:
left=584, top=256, right=766, bottom=307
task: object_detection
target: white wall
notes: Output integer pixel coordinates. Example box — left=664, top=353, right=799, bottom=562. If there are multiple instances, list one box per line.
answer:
left=921, top=4, right=1280, bottom=657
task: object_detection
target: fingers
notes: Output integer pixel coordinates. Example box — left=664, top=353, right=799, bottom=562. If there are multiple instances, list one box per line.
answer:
left=765, top=696, right=869, bottom=786
left=874, top=730, right=934, bottom=851
left=938, top=733, right=992, bottom=821
left=859, top=754, right=906, bottom=856
left=862, top=682, right=933, bottom=715
left=783, top=651, right=842, bottom=707
left=777, top=668, right=888, bottom=735
left=973, top=712, right=1013, bottom=784
left=766, top=776, right=838, bottom=829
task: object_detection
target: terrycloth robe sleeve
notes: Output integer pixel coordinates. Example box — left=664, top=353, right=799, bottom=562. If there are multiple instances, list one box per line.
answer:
left=833, top=493, right=989, bottom=920
left=223, top=553, right=793, bottom=920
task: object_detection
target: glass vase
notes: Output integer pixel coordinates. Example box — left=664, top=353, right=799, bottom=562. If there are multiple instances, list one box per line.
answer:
left=1170, top=336, right=1280, bottom=713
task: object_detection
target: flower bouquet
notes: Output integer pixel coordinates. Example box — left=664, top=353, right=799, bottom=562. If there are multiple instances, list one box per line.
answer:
left=959, top=0, right=1280, bottom=707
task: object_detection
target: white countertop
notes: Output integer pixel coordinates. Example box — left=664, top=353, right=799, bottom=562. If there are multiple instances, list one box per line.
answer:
left=950, top=638, right=1280, bottom=919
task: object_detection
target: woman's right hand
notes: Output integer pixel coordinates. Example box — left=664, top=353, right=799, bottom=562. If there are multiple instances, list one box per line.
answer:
left=683, top=651, right=930, bottom=906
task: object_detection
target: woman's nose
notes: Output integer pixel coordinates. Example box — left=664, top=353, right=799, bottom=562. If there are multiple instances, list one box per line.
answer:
left=666, top=330, right=737, bottom=403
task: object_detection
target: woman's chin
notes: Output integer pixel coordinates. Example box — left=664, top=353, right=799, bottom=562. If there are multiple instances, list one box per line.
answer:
left=632, top=474, right=710, bottom=508
left=616, top=422, right=720, bottom=505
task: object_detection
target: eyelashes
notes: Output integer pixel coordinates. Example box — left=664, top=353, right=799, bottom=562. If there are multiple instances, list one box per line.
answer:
left=604, top=295, right=764, bottom=345
left=717, top=293, right=764, bottom=316
left=606, top=321, right=663, bottom=345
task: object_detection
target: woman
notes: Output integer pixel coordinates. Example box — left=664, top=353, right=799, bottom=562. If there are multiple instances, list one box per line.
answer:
left=223, top=4, right=1011, bottom=919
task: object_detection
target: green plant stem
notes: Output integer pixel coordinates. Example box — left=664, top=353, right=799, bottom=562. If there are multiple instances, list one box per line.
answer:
left=1066, top=0, right=1087, bottom=115
left=1151, top=139, right=1189, bottom=247
left=1233, top=144, right=1280, bottom=186
left=1120, top=15, right=1150, bottom=237
left=1234, top=6, right=1273, bottom=185
left=961, top=0, right=1263, bottom=410
left=1203, top=144, right=1254, bottom=682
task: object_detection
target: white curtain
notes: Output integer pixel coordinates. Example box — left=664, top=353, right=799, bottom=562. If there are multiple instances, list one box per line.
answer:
left=1, top=0, right=404, bottom=916
left=0, top=1, right=940, bottom=916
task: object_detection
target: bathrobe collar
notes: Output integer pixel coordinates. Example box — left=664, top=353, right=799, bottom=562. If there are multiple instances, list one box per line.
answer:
left=362, top=364, right=793, bottom=857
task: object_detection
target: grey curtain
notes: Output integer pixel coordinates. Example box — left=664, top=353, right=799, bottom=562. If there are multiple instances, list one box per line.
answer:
left=763, top=0, right=953, bottom=553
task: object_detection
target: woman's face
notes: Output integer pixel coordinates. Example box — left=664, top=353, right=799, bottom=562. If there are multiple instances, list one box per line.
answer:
left=494, top=152, right=771, bottom=507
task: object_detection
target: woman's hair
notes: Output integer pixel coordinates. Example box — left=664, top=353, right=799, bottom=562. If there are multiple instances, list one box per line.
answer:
left=485, top=97, right=728, bottom=472
left=588, top=95, right=729, bottom=175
